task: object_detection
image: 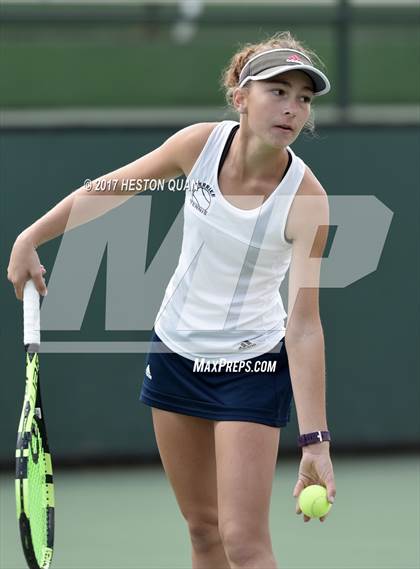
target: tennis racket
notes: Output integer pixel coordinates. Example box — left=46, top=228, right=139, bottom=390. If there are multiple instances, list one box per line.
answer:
left=15, top=279, right=55, bottom=569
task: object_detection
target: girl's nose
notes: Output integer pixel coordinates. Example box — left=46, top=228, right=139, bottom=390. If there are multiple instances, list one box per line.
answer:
left=284, top=108, right=297, bottom=117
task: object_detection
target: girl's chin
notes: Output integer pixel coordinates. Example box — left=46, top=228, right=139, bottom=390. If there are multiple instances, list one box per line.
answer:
left=268, top=131, right=296, bottom=148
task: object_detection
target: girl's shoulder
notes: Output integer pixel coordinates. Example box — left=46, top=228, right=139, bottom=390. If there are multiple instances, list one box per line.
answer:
left=296, top=164, right=327, bottom=197
left=175, top=122, right=220, bottom=175
left=285, top=163, right=328, bottom=243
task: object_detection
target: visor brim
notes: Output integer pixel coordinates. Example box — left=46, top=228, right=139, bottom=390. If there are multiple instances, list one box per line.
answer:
left=239, top=64, right=331, bottom=96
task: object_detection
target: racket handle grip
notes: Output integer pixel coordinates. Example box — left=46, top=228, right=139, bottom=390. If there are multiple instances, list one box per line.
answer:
left=23, top=280, right=40, bottom=346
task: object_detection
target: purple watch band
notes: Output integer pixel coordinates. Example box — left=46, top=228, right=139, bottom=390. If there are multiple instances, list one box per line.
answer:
left=298, top=430, right=331, bottom=447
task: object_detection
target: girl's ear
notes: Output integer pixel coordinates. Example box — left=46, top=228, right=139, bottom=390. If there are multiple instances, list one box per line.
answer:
left=232, top=86, right=249, bottom=114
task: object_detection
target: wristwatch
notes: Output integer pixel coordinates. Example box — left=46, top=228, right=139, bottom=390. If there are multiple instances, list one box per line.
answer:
left=298, top=430, right=331, bottom=448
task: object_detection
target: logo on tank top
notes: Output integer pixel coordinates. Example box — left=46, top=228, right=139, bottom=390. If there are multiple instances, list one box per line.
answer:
left=189, top=180, right=215, bottom=216
left=145, top=364, right=152, bottom=379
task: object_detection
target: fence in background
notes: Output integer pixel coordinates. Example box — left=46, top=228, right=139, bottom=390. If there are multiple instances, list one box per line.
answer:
left=1, top=0, right=419, bottom=125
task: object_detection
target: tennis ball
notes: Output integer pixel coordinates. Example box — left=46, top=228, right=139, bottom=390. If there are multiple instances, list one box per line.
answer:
left=298, top=485, right=332, bottom=518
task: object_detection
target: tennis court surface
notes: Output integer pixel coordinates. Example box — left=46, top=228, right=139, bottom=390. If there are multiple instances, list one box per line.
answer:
left=1, top=455, right=418, bottom=568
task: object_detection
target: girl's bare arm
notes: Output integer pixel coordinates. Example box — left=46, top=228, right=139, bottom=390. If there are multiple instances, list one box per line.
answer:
left=7, top=122, right=217, bottom=299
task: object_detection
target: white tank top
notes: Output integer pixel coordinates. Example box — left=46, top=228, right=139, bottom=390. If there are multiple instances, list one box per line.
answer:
left=154, top=120, right=306, bottom=362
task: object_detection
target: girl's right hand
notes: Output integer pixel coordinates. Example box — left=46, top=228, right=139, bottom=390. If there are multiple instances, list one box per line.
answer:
left=293, top=443, right=336, bottom=523
left=7, top=234, right=48, bottom=300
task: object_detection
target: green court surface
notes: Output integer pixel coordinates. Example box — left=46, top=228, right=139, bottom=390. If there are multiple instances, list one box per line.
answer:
left=1, top=455, right=419, bottom=568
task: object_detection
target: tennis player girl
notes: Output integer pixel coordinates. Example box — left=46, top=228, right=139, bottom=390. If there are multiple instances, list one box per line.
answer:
left=8, top=32, right=336, bottom=569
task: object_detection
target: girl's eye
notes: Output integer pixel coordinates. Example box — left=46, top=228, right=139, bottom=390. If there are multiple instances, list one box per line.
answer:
left=271, top=90, right=312, bottom=103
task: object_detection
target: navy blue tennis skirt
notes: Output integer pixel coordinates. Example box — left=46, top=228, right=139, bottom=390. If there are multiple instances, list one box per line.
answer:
left=139, top=329, right=293, bottom=428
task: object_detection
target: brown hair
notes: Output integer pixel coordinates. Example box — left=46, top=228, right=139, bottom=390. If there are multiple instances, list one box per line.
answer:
left=221, top=31, right=326, bottom=134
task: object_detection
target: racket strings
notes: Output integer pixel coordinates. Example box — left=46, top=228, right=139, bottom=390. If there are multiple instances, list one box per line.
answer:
left=27, top=422, right=50, bottom=565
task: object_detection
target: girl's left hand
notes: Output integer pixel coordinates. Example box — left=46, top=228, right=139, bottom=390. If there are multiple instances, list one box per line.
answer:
left=293, top=443, right=336, bottom=523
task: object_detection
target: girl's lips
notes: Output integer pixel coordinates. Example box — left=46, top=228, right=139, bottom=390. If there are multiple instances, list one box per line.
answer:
left=274, top=125, right=293, bottom=132
left=274, top=124, right=293, bottom=133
